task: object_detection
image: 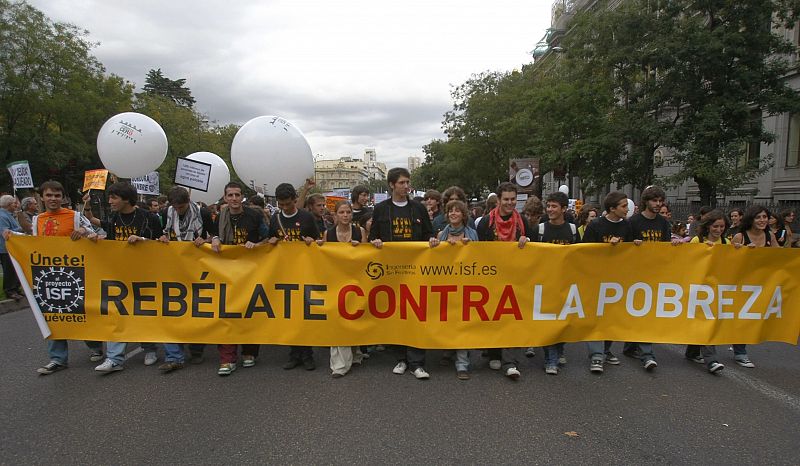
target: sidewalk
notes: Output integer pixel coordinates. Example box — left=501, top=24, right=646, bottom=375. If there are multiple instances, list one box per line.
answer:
left=0, top=296, right=29, bottom=315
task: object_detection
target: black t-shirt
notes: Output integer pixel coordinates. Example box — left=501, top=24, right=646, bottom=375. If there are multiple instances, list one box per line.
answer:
left=103, top=209, right=161, bottom=241
left=352, top=206, right=373, bottom=225
left=314, top=217, right=327, bottom=240
left=269, top=209, right=319, bottom=242
left=629, top=213, right=671, bottom=242
left=215, top=208, right=267, bottom=245
left=537, top=221, right=577, bottom=245
left=476, top=211, right=531, bottom=242
left=325, top=225, right=362, bottom=243
left=582, top=216, right=633, bottom=243
left=390, top=202, right=414, bottom=241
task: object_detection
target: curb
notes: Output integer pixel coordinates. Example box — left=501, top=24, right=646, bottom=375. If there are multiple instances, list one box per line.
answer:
left=0, top=298, right=29, bottom=315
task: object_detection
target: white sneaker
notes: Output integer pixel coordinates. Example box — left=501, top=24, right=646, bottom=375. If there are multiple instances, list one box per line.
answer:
left=392, top=361, right=407, bottom=375
left=144, top=352, right=158, bottom=366
left=489, top=359, right=502, bottom=370
left=411, top=367, right=430, bottom=379
left=95, top=359, right=123, bottom=373
left=505, top=367, right=521, bottom=380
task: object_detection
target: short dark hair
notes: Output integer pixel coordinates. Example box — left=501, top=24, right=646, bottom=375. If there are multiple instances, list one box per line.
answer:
left=496, top=182, right=517, bottom=197
left=40, top=180, right=64, bottom=194
left=249, top=195, right=265, bottom=208
left=603, top=191, right=627, bottom=213
left=167, top=186, right=190, bottom=205
left=387, top=167, right=410, bottom=184
left=275, top=183, right=297, bottom=201
left=107, top=182, right=138, bottom=207
left=351, top=185, right=369, bottom=204
left=546, top=191, right=569, bottom=208
left=224, top=181, right=243, bottom=195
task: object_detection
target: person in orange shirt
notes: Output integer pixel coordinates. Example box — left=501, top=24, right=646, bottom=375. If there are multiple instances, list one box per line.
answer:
left=4, top=181, right=101, bottom=375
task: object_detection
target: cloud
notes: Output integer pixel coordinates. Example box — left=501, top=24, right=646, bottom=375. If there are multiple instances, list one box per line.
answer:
left=28, top=0, right=551, bottom=168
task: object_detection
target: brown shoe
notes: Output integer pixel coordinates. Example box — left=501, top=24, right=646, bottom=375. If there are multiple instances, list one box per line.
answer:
left=456, top=370, right=470, bottom=380
left=158, top=362, right=184, bottom=373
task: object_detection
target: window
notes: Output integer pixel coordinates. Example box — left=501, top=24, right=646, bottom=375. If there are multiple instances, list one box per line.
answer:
left=739, top=109, right=762, bottom=169
left=787, top=113, right=800, bottom=167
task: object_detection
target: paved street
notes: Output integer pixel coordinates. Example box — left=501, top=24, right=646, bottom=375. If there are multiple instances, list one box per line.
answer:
left=1, top=307, right=798, bottom=465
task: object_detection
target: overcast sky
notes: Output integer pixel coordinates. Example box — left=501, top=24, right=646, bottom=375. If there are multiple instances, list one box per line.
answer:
left=28, top=0, right=552, bottom=168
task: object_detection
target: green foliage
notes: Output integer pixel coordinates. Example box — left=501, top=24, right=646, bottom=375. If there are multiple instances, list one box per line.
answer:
left=422, top=0, right=800, bottom=206
left=0, top=0, right=134, bottom=194
left=140, top=68, right=196, bottom=108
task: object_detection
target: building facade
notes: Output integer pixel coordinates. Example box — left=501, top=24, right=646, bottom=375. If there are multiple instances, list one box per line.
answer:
left=314, top=149, right=387, bottom=191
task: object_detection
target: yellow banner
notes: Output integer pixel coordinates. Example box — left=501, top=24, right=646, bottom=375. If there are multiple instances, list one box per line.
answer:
left=82, top=169, right=109, bottom=191
left=7, top=236, right=800, bottom=347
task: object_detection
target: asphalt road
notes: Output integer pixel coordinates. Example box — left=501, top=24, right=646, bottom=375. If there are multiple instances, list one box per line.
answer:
left=1, top=308, right=798, bottom=465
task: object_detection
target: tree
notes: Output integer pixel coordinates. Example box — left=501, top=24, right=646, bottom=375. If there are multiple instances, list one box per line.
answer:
left=140, top=68, right=196, bottom=108
left=563, top=0, right=800, bottom=204
left=0, top=0, right=134, bottom=193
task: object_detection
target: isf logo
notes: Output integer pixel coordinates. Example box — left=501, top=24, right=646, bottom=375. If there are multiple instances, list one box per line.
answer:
left=32, top=266, right=85, bottom=314
left=365, top=262, right=384, bottom=280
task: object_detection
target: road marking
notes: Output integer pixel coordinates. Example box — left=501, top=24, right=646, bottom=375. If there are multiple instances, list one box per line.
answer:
left=663, top=345, right=800, bottom=412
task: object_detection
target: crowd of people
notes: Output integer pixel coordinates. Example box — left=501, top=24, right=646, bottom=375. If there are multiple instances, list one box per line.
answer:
left=0, top=167, right=793, bottom=380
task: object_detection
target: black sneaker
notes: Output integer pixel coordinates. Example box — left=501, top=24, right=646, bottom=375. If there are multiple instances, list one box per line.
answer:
left=283, top=359, right=302, bottom=370
left=302, top=358, right=316, bottom=371
left=687, top=354, right=704, bottom=364
left=708, top=362, right=724, bottom=373
left=590, top=359, right=604, bottom=373
left=37, top=361, right=66, bottom=375
left=644, top=359, right=658, bottom=371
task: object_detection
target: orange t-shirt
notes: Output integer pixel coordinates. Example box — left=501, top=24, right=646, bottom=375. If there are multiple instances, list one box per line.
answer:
left=35, top=208, right=77, bottom=237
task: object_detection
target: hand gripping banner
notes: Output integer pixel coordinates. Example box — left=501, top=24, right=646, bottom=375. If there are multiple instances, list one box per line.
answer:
left=7, top=236, right=800, bottom=347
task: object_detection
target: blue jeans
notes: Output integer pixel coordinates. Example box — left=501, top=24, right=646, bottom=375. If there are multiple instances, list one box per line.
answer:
left=543, top=343, right=564, bottom=367
left=455, top=350, right=470, bottom=371
left=586, top=341, right=613, bottom=361
left=164, top=344, right=185, bottom=363
left=105, top=342, right=157, bottom=365
left=638, top=343, right=655, bottom=362
left=47, top=340, right=102, bottom=365
left=733, top=344, right=748, bottom=357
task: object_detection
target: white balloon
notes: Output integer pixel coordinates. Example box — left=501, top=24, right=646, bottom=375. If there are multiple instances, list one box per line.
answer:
left=97, top=112, right=168, bottom=178
left=626, top=198, right=635, bottom=218
left=185, top=152, right=230, bottom=204
left=230, top=116, right=313, bottom=196
left=558, top=184, right=569, bottom=195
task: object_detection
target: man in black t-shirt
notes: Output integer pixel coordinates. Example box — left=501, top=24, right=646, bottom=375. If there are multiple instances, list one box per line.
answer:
left=211, top=181, right=269, bottom=376
left=369, top=168, right=434, bottom=380
left=536, top=192, right=577, bottom=376
left=625, top=185, right=680, bottom=371
left=582, top=191, right=632, bottom=374
left=268, top=183, right=320, bottom=371
left=476, top=182, right=530, bottom=381
left=91, top=182, right=162, bottom=373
